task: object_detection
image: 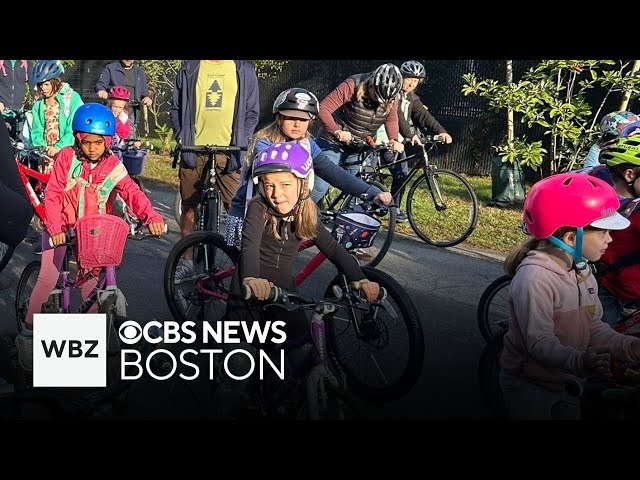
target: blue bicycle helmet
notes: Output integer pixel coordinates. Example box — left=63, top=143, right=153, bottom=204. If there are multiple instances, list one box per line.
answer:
left=72, top=103, right=116, bottom=136
left=29, top=60, right=65, bottom=86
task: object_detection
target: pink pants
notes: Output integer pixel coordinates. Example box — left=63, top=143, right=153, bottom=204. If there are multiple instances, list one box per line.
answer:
left=25, top=232, right=98, bottom=329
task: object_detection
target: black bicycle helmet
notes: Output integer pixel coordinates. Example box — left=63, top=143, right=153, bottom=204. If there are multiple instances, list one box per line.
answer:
left=273, top=87, right=319, bottom=120
left=29, top=60, right=64, bottom=87
left=400, top=60, right=426, bottom=79
left=371, top=63, right=402, bottom=103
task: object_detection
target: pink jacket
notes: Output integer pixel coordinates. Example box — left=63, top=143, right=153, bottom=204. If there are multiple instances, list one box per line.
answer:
left=44, top=146, right=163, bottom=235
left=501, top=250, right=640, bottom=390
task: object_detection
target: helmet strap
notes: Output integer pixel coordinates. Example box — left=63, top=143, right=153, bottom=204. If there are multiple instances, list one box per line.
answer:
left=548, top=228, right=588, bottom=271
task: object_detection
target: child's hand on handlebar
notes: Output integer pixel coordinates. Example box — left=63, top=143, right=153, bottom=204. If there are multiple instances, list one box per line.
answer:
left=375, top=191, right=392, bottom=206
left=147, top=222, right=166, bottom=236
left=243, top=277, right=274, bottom=301
left=358, top=279, right=380, bottom=302
left=50, top=232, right=67, bottom=247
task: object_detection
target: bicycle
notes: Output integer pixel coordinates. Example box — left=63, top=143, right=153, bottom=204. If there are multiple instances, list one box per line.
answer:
left=112, top=138, right=153, bottom=193
left=170, top=140, right=246, bottom=234
left=0, top=139, right=52, bottom=273
left=163, top=202, right=425, bottom=403
left=477, top=272, right=640, bottom=344
left=476, top=284, right=640, bottom=419
left=8, top=214, right=167, bottom=418
left=357, top=133, right=479, bottom=247
left=223, top=282, right=382, bottom=419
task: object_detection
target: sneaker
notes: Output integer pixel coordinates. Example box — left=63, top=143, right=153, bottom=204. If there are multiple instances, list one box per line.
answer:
left=396, top=209, right=408, bottom=223
left=174, top=259, right=195, bottom=284
left=176, top=289, right=191, bottom=314
left=33, top=243, right=43, bottom=255
left=15, top=329, right=33, bottom=372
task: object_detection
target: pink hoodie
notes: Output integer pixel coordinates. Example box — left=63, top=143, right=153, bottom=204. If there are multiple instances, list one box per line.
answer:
left=501, top=250, right=640, bottom=391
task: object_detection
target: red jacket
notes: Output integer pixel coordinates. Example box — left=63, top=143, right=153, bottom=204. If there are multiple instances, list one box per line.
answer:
left=44, top=146, right=163, bottom=235
left=600, top=207, right=640, bottom=302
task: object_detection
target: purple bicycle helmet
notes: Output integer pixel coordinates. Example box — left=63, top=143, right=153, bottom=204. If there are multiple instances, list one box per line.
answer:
left=252, top=142, right=314, bottom=191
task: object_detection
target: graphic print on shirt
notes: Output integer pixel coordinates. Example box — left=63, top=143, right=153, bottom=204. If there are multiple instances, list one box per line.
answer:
left=206, top=76, right=224, bottom=109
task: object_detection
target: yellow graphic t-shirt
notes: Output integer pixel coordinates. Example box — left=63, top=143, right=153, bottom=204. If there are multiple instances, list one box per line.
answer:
left=194, top=60, right=238, bottom=146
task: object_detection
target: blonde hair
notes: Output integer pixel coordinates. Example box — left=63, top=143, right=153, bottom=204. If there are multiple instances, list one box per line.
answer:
left=263, top=178, right=317, bottom=241
left=356, top=79, right=393, bottom=114
left=504, top=227, right=575, bottom=277
left=245, top=113, right=313, bottom=167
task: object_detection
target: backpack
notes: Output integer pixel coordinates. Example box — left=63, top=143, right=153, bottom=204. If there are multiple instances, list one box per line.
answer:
left=64, top=155, right=129, bottom=218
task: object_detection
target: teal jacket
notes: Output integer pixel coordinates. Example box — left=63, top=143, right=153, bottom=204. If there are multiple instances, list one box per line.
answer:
left=31, top=82, right=83, bottom=149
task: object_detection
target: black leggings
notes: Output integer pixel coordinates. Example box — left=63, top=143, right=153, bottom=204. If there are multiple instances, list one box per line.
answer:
left=0, top=121, right=32, bottom=247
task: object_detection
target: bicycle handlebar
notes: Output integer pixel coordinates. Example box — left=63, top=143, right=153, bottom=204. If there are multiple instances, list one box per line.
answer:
left=241, top=282, right=387, bottom=305
left=49, top=223, right=168, bottom=248
left=171, top=139, right=247, bottom=169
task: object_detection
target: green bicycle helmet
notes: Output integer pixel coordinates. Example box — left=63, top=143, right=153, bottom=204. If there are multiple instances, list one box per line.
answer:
left=600, top=136, right=640, bottom=167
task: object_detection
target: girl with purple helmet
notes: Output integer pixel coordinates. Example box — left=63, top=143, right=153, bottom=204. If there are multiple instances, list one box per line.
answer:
left=216, top=142, right=381, bottom=414
left=225, top=141, right=380, bottom=333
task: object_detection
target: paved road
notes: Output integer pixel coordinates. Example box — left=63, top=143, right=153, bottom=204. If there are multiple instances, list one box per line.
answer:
left=0, top=180, right=506, bottom=419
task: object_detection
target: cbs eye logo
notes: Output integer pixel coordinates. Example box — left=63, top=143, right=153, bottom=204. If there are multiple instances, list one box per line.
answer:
left=118, top=320, right=142, bottom=344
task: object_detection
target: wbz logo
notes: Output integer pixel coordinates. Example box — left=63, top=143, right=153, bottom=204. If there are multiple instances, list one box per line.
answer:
left=33, top=313, right=106, bottom=388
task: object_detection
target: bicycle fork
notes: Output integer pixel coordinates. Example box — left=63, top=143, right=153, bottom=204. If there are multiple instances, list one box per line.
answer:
left=306, top=304, right=340, bottom=420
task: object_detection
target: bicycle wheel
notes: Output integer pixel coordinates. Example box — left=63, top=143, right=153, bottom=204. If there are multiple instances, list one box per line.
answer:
left=164, top=231, right=238, bottom=324
left=0, top=242, right=15, bottom=274
left=173, top=190, right=182, bottom=225
left=406, top=169, right=478, bottom=247
left=98, top=293, right=123, bottom=388
left=477, top=275, right=512, bottom=343
left=324, top=266, right=424, bottom=402
left=15, top=261, right=49, bottom=333
left=477, top=331, right=507, bottom=418
left=322, top=180, right=396, bottom=268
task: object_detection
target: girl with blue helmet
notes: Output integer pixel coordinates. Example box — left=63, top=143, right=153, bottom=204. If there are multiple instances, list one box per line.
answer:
left=15, top=103, right=165, bottom=371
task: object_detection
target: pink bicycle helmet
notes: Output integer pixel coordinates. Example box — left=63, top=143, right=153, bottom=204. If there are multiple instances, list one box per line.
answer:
left=108, top=86, right=131, bottom=102
left=523, top=173, right=628, bottom=239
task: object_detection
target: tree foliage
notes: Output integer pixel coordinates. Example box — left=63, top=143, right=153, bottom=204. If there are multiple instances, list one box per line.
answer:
left=462, top=60, right=640, bottom=174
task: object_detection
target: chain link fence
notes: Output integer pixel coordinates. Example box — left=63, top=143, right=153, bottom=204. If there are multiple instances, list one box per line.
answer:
left=60, top=60, right=636, bottom=177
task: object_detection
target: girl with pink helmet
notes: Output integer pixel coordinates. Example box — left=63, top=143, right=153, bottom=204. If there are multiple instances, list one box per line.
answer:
left=499, top=172, right=640, bottom=419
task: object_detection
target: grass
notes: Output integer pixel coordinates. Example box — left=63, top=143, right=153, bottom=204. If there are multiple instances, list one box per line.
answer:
left=140, top=153, right=526, bottom=254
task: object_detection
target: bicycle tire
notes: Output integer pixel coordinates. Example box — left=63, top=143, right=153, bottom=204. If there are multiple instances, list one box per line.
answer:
left=98, top=293, right=123, bottom=389
left=174, top=190, right=182, bottom=225
left=477, top=331, right=507, bottom=418
left=0, top=242, right=15, bottom=274
left=406, top=169, right=479, bottom=247
left=324, top=266, right=424, bottom=402
left=323, top=180, right=396, bottom=268
left=477, top=275, right=512, bottom=343
left=15, top=260, right=44, bottom=333
left=164, top=231, right=238, bottom=325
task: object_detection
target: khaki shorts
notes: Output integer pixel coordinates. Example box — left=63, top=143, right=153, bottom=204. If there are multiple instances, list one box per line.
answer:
left=179, top=153, right=240, bottom=211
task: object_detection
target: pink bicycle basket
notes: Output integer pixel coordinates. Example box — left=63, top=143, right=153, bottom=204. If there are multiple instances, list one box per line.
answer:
left=74, top=214, right=130, bottom=269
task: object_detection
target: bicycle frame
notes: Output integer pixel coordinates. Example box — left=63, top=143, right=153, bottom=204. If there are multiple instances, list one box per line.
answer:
left=361, top=139, right=448, bottom=211
left=171, top=143, right=246, bottom=234
left=191, top=239, right=378, bottom=341
left=15, top=150, right=50, bottom=222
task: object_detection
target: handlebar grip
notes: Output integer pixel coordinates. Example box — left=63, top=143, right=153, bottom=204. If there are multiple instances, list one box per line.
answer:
left=171, top=139, right=181, bottom=169
left=241, top=284, right=282, bottom=302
